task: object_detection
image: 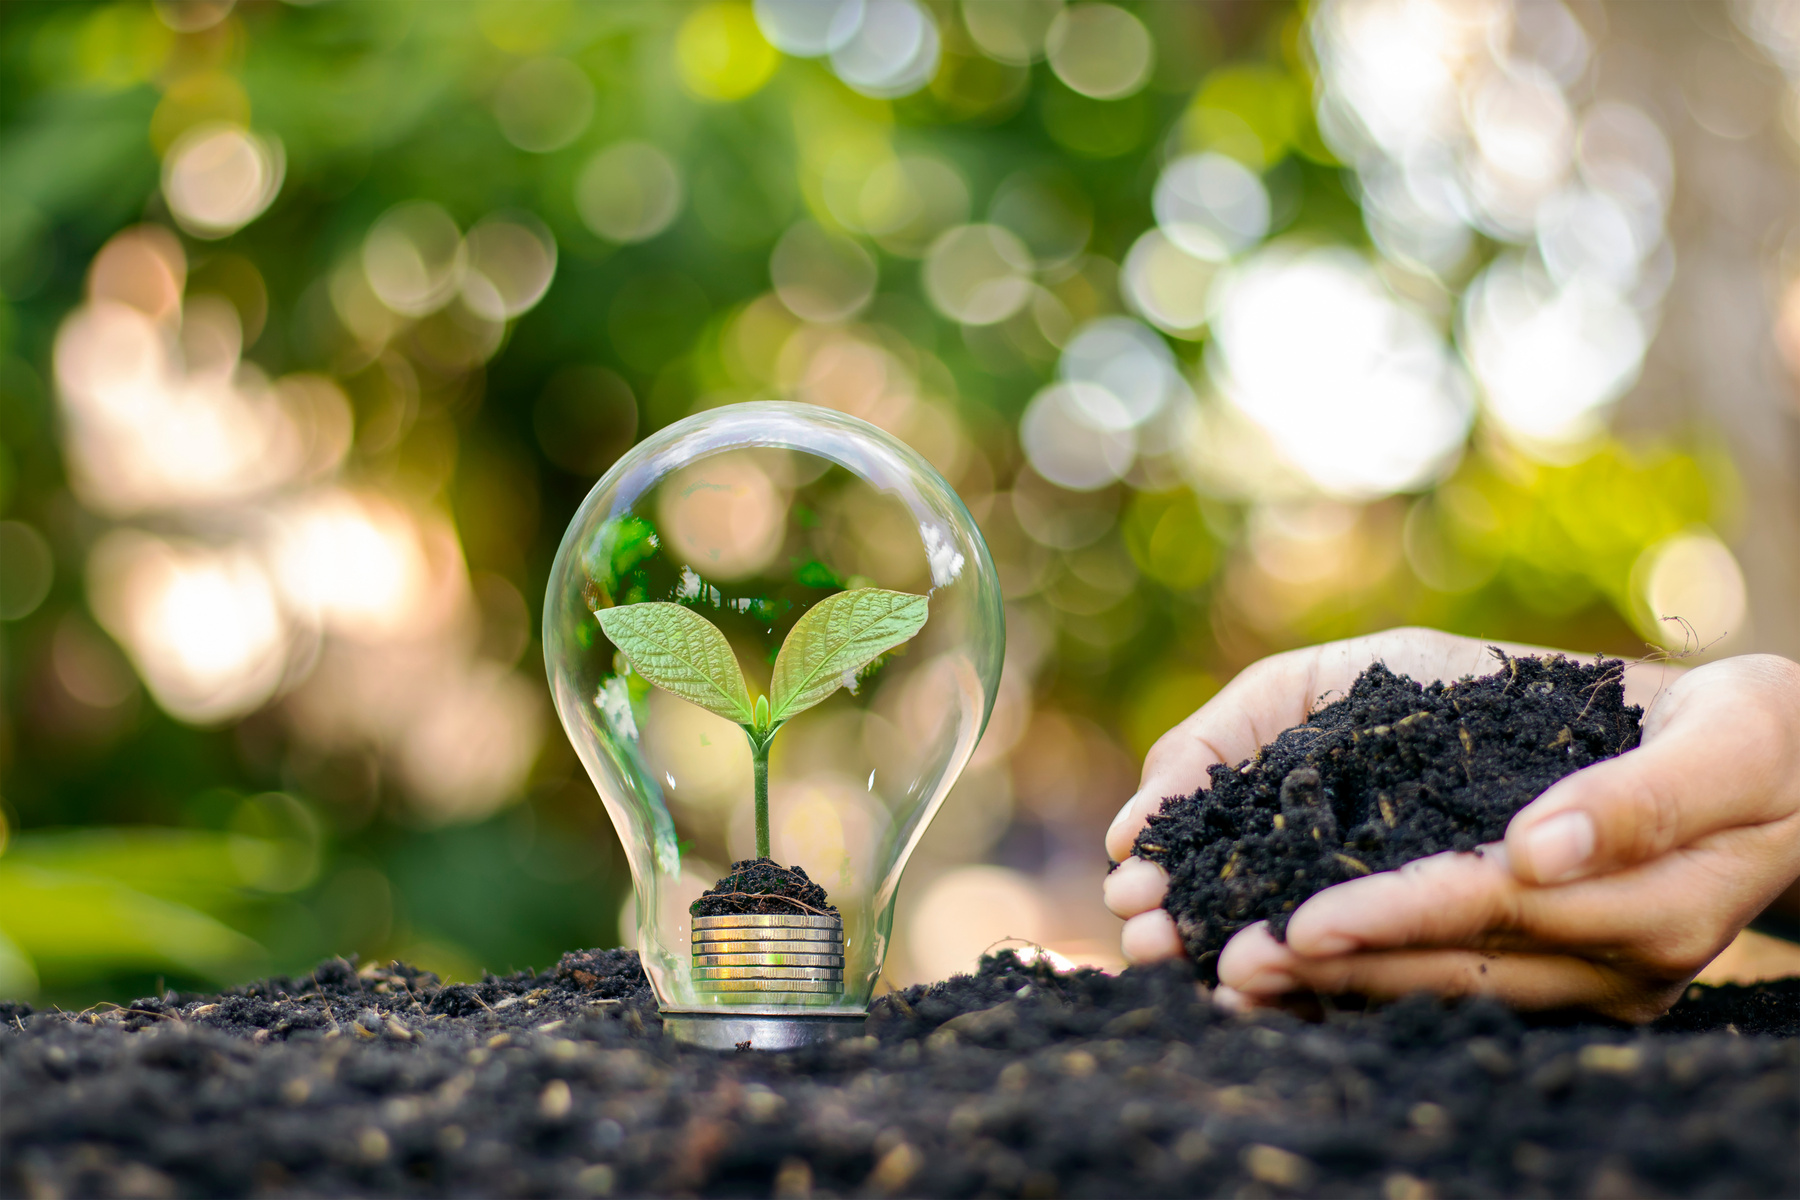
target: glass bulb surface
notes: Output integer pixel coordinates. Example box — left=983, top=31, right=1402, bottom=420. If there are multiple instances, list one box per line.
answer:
left=545, top=402, right=1004, bottom=1016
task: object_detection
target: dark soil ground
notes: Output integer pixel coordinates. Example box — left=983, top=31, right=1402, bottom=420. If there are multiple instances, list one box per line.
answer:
left=2, top=950, right=1796, bottom=1198
left=691, top=859, right=838, bottom=919
left=1134, top=653, right=1644, bottom=980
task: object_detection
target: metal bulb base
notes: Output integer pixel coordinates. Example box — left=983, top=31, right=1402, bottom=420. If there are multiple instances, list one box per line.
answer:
left=661, top=1011, right=867, bottom=1051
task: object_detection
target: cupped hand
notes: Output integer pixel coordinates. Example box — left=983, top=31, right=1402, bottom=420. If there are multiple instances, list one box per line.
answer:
left=1104, top=628, right=1800, bottom=1021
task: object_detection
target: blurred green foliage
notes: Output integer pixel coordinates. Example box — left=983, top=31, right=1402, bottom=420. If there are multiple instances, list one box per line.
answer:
left=0, top=0, right=1734, bottom=1006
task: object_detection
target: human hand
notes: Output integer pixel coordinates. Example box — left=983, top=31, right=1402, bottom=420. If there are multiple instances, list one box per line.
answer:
left=1102, top=629, right=1606, bottom=961
left=1105, top=630, right=1800, bottom=1022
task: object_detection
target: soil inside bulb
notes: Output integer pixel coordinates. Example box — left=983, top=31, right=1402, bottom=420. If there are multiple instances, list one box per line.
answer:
left=1133, top=651, right=1644, bottom=982
left=690, top=857, right=839, bottom=918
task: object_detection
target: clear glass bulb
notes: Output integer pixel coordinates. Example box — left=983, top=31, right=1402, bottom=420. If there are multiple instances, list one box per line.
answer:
left=544, top=403, right=1004, bottom=1038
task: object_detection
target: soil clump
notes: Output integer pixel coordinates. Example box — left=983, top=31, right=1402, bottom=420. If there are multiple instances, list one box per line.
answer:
left=690, top=857, right=837, bottom=918
left=1134, top=653, right=1643, bottom=980
left=3, top=949, right=1796, bottom=1198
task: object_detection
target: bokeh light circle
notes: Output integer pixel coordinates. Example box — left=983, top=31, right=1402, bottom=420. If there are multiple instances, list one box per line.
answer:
left=678, top=2, right=781, bottom=101
left=1208, top=245, right=1472, bottom=499
left=906, top=865, right=1049, bottom=981
left=460, top=213, right=558, bottom=321
left=362, top=202, right=466, bottom=318
left=576, top=142, right=685, bottom=244
left=859, top=155, right=970, bottom=258
left=1122, top=229, right=1215, bottom=337
left=0, top=521, right=53, bottom=620
left=1045, top=3, right=1152, bottom=100
left=752, top=0, right=864, bottom=56
left=1154, top=153, right=1270, bottom=262
left=962, top=0, right=1063, bottom=66
left=1057, top=316, right=1188, bottom=431
left=770, top=221, right=878, bottom=322
left=1460, top=255, right=1644, bottom=448
left=923, top=224, right=1034, bottom=325
left=1634, top=532, right=1748, bottom=651
left=162, top=124, right=284, bottom=239
left=830, top=0, right=940, bottom=98
left=493, top=57, right=595, bottom=153
left=1020, top=382, right=1136, bottom=490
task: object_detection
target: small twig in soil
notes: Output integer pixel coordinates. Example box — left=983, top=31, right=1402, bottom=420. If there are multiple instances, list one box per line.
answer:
left=1490, top=647, right=1520, bottom=694
left=1576, top=662, right=1626, bottom=722
left=1620, top=616, right=1725, bottom=709
left=393, top=976, right=428, bottom=1015
left=128, top=1007, right=183, bottom=1024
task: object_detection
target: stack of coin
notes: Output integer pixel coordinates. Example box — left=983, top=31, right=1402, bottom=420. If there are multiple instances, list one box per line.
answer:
left=692, top=913, right=843, bottom=1004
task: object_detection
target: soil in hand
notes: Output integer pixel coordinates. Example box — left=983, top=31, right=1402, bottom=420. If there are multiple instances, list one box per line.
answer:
left=690, top=857, right=838, bottom=918
left=1133, top=652, right=1643, bottom=980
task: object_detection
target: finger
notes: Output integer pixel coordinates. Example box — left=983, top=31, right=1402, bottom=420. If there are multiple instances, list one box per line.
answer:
left=1216, top=922, right=1302, bottom=993
left=1102, top=857, right=1169, bottom=919
left=1120, top=908, right=1184, bottom=964
left=1289, top=829, right=1791, bottom=972
left=1106, top=655, right=1314, bottom=860
left=1218, top=911, right=1674, bottom=1021
left=1210, top=985, right=1255, bottom=1014
left=1239, top=947, right=1671, bottom=1023
left=1282, top=849, right=1518, bottom=958
left=1507, top=657, right=1800, bottom=884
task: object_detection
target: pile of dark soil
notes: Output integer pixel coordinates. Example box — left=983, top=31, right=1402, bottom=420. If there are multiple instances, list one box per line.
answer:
left=3, top=950, right=1796, bottom=1198
left=690, top=858, right=837, bottom=918
left=1134, top=653, right=1643, bottom=979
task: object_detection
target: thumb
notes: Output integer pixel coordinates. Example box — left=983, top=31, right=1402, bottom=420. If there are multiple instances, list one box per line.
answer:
left=1506, top=662, right=1791, bottom=884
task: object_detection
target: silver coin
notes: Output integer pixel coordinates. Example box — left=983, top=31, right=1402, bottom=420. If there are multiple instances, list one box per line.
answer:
left=696, top=978, right=840, bottom=994
left=693, top=914, right=841, bottom=931
left=691, top=940, right=844, bottom=956
left=706, top=994, right=842, bottom=1006
left=693, top=965, right=844, bottom=982
left=693, top=925, right=840, bottom=944
left=693, top=952, right=844, bottom=968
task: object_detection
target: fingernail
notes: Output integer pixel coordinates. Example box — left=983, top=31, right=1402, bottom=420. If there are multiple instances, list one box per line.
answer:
left=1523, top=810, right=1595, bottom=883
left=1107, top=790, right=1147, bottom=841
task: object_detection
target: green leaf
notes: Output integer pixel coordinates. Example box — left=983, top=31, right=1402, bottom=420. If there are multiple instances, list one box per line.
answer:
left=769, top=588, right=928, bottom=724
left=0, top=863, right=267, bottom=989
left=595, top=602, right=754, bottom=725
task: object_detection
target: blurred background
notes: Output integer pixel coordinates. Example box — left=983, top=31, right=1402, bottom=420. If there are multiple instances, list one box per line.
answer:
left=2, top=0, right=1798, bottom=1007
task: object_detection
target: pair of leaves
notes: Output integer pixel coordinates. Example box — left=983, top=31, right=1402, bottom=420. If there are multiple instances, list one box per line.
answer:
left=594, top=588, right=928, bottom=734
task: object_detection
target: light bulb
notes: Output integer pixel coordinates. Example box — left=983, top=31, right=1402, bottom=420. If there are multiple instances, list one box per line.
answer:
left=544, top=402, right=1004, bottom=1048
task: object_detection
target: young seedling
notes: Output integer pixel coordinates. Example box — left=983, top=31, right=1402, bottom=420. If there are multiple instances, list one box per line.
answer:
left=595, top=588, right=928, bottom=858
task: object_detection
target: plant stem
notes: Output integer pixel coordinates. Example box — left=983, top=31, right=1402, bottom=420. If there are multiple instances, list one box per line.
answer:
left=752, top=735, right=770, bottom=859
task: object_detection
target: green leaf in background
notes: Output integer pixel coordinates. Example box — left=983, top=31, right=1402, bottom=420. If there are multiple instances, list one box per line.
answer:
left=0, top=823, right=319, bottom=998
left=595, top=602, right=754, bottom=724
left=0, top=863, right=267, bottom=995
left=769, top=588, right=928, bottom=725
